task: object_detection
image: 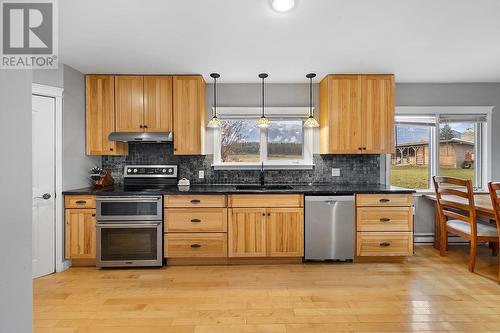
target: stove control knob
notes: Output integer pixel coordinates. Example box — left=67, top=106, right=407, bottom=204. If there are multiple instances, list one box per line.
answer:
left=127, top=168, right=132, bottom=173
left=133, top=168, right=138, bottom=173
left=168, top=168, right=173, bottom=174
left=162, top=169, right=167, bottom=173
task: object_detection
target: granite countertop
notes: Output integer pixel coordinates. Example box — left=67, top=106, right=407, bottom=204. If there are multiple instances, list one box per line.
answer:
left=63, top=183, right=415, bottom=196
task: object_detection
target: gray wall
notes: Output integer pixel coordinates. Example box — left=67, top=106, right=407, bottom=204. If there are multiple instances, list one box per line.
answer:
left=396, top=83, right=500, bottom=236
left=34, top=64, right=100, bottom=189
left=0, top=70, right=33, bottom=332
left=61, top=65, right=100, bottom=189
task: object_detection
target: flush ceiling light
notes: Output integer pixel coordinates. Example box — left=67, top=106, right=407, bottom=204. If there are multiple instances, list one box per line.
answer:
left=271, top=0, right=295, bottom=12
left=257, top=73, right=270, bottom=129
left=304, top=73, right=320, bottom=128
left=207, top=73, right=221, bottom=128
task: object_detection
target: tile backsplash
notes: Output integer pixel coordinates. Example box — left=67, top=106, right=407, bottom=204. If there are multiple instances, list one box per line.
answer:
left=102, top=142, right=381, bottom=185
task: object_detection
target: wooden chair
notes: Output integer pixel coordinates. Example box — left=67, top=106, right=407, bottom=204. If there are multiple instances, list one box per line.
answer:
left=488, top=182, right=500, bottom=282
left=433, top=176, right=498, bottom=272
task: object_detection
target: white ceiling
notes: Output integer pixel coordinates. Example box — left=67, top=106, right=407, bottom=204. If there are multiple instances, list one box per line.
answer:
left=60, top=0, right=500, bottom=83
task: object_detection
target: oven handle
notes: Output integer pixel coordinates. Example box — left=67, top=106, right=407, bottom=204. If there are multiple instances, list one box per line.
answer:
left=96, top=222, right=161, bottom=228
left=96, top=196, right=162, bottom=202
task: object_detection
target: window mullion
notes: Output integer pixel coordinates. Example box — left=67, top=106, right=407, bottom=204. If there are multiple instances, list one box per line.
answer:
left=260, top=128, right=268, bottom=163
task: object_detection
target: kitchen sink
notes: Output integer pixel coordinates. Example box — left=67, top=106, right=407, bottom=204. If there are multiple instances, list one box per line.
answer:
left=235, top=185, right=294, bottom=191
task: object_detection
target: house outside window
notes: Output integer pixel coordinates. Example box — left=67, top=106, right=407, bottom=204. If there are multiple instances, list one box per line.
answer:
left=390, top=107, right=492, bottom=191
left=212, top=107, right=314, bottom=170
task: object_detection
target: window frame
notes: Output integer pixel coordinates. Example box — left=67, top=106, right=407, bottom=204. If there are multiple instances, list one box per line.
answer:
left=389, top=106, right=493, bottom=192
left=211, top=107, right=314, bottom=170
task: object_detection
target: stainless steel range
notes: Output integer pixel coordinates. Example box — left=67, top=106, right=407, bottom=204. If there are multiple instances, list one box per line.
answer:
left=96, top=165, right=178, bottom=268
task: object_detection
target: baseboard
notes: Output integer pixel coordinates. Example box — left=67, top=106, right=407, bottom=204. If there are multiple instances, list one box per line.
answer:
left=414, top=233, right=468, bottom=244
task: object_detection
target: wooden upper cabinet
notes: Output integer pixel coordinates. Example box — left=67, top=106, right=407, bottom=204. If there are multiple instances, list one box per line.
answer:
left=267, top=208, right=304, bottom=257
left=228, top=208, right=267, bottom=257
left=86, top=75, right=128, bottom=155
left=360, top=75, right=395, bottom=153
left=173, top=75, right=206, bottom=155
left=320, top=74, right=395, bottom=154
left=144, top=76, right=173, bottom=132
left=320, top=75, right=362, bottom=154
left=115, top=76, right=144, bottom=132
left=65, top=209, right=96, bottom=259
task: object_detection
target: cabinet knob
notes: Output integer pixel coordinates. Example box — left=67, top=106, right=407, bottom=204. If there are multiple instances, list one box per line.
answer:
left=75, top=200, right=87, bottom=205
left=379, top=198, right=391, bottom=203
left=139, top=125, right=143, bottom=128
left=379, top=242, right=391, bottom=247
left=190, top=243, right=202, bottom=248
left=190, top=219, right=201, bottom=223
left=380, top=217, right=391, bottom=222
left=143, top=125, right=148, bottom=128
left=109, top=148, right=113, bottom=151
left=262, top=213, right=265, bottom=216
left=190, top=199, right=201, bottom=204
left=267, top=213, right=271, bottom=216
left=91, top=214, right=96, bottom=217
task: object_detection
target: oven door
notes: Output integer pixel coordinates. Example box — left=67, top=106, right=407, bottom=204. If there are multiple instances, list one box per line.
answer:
left=96, top=196, right=162, bottom=221
left=96, top=222, right=162, bottom=267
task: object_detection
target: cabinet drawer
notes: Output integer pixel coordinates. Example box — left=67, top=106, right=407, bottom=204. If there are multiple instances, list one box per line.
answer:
left=356, top=232, right=413, bottom=257
left=164, top=195, right=226, bottom=208
left=356, top=194, right=413, bottom=207
left=229, top=194, right=303, bottom=208
left=65, top=195, right=96, bottom=209
left=357, top=207, right=413, bottom=232
left=165, top=233, right=227, bottom=258
left=165, top=208, right=227, bottom=232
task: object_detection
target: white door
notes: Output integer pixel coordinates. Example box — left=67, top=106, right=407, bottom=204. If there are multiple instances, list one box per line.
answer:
left=32, top=94, right=56, bottom=278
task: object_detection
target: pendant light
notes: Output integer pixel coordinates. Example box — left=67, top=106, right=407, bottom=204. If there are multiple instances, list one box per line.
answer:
left=257, top=73, right=270, bottom=129
left=207, top=73, right=221, bottom=128
left=304, top=73, right=320, bottom=128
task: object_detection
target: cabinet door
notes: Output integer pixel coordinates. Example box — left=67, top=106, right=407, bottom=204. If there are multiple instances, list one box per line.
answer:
left=86, top=75, right=128, bottom=155
left=65, top=209, right=96, bottom=259
left=144, top=76, right=173, bottom=132
left=173, top=76, right=205, bottom=155
left=115, top=76, right=144, bottom=132
left=228, top=208, right=267, bottom=257
left=360, top=75, right=395, bottom=154
left=267, top=208, right=304, bottom=257
left=320, top=75, right=362, bottom=154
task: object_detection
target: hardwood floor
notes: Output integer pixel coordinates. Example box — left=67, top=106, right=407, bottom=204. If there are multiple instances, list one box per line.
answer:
left=34, top=245, right=500, bottom=333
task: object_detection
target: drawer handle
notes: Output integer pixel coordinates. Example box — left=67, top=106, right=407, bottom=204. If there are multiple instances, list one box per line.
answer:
left=190, top=243, right=202, bottom=248
left=379, top=242, right=391, bottom=247
left=190, top=199, right=201, bottom=204
left=380, top=217, right=391, bottom=222
left=75, top=200, right=87, bottom=205
left=190, top=219, right=201, bottom=223
left=92, top=214, right=96, bottom=217
left=379, top=198, right=390, bottom=203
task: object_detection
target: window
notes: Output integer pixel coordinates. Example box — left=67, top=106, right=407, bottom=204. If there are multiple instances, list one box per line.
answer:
left=213, top=107, right=314, bottom=169
left=390, top=108, right=491, bottom=191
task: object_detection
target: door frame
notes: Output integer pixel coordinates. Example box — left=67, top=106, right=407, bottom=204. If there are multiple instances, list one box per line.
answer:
left=32, top=83, right=67, bottom=273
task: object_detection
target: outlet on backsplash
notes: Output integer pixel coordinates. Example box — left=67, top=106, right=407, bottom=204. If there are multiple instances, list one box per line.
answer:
left=198, top=170, right=205, bottom=179
left=331, top=168, right=340, bottom=177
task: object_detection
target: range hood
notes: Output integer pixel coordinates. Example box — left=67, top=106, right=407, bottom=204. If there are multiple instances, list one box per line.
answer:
left=108, top=132, right=173, bottom=143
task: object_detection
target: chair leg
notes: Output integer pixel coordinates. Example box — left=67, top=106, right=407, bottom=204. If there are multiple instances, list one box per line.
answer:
left=440, top=228, right=447, bottom=256
left=469, top=239, right=477, bottom=272
left=491, top=242, right=499, bottom=256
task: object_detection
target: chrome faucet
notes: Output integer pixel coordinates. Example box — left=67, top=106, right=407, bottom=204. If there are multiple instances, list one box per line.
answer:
left=259, top=162, right=265, bottom=186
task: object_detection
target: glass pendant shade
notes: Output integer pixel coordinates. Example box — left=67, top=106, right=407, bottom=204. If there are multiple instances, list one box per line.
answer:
left=207, top=116, right=221, bottom=128
left=257, top=116, right=270, bottom=128
left=207, top=72, right=221, bottom=128
left=304, top=115, right=320, bottom=128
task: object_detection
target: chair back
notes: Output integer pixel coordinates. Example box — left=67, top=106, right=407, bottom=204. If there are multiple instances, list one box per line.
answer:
left=488, top=182, right=500, bottom=233
left=433, top=176, right=476, bottom=231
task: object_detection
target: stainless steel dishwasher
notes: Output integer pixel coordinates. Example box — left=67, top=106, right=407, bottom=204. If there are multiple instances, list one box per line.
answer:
left=305, top=196, right=355, bottom=261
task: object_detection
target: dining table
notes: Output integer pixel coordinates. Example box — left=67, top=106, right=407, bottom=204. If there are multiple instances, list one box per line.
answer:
left=423, top=193, right=496, bottom=250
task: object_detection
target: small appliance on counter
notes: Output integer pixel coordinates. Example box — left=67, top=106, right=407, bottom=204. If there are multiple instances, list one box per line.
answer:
left=177, top=178, right=190, bottom=191
left=96, top=165, right=178, bottom=268
left=90, top=167, right=114, bottom=187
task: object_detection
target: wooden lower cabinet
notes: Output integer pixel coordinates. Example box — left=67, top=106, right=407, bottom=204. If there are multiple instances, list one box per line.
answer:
left=355, top=194, right=414, bottom=259
left=267, top=208, right=304, bottom=257
left=165, top=233, right=227, bottom=258
left=228, top=208, right=267, bottom=257
left=228, top=207, right=304, bottom=258
left=65, top=208, right=96, bottom=259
